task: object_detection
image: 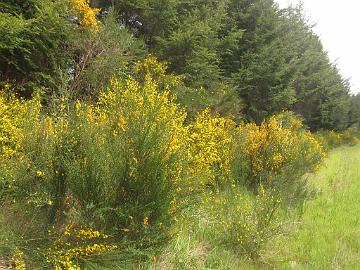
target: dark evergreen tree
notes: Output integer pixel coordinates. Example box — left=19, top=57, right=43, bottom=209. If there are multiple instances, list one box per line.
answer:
left=222, top=0, right=297, bottom=123
left=0, top=0, right=73, bottom=97
left=1, top=0, right=353, bottom=129
left=284, top=5, right=350, bottom=130
left=349, top=94, right=360, bottom=127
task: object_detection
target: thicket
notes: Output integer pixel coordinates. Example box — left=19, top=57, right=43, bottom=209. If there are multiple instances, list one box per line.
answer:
left=0, top=59, right=327, bottom=268
left=0, top=0, right=359, bottom=269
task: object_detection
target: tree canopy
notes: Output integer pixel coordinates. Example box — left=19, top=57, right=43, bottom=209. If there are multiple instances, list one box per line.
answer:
left=0, top=0, right=357, bottom=130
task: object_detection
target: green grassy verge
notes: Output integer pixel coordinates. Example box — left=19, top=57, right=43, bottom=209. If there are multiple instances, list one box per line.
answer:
left=269, top=145, right=360, bottom=269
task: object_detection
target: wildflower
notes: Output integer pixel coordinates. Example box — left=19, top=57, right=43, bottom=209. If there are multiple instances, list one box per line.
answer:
left=143, top=216, right=149, bottom=226
left=36, top=170, right=45, bottom=177
left=12, top=248, right=26, bottom=270
left=188, top=109, right=235, bottom=185
left=70, top=0, right=100, bottom=29
left=47, top=225, right=117, bottom=269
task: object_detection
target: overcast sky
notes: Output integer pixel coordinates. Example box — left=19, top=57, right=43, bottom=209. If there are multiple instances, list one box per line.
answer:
left=276, top=0, right=360, bottom=94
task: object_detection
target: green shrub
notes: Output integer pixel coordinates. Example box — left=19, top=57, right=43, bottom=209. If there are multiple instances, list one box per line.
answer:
left=316, top=127, right=360, bottom=150
left=206, top=186, right=282, bottom=260
left=0, top=0, right=74, bottom=97
left=0, top=60, right=192, bottom=267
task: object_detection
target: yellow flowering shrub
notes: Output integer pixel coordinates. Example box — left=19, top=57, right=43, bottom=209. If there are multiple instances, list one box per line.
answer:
left=235, top=112, right=325, bottom=202
left=0, top=88, right=41, bottom=161
left=94, top=74, right=188, bottom=187
left=47, top=224, right=117, bottom=269
left=134, top=56, right=168, bottom=78
left=133, top=55, right=182, bottom=88
left=316, top=129, right=360, bottom=149
left=70, top=0, right=100, bottom=29
left=59, top=70, right=190, bottom=244
left=97, top=75, right=187, bottom=151
left=188, top=109, right=235, bottom=186
left=199, top=114, right=325, bottom=259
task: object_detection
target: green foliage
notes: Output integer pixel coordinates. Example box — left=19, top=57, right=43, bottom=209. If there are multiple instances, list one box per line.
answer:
left=0, top=0, right=354, bottom=129
left=283, top=5, right=351, bottom=131
left=102, top=0, right=244, bottom=118
left=0, top=0, right=73, bottom=97
left=349, top=93, right=360, bottom=127
left=202, top=186, right=283, bottom=260
left=69, top=9, right=142, bottom=97
left=225, top=0, right=298, bottom=123
left=0, top=0, right=38, bottom=18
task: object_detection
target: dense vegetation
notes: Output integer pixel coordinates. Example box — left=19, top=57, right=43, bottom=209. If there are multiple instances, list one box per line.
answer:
left=0, top=0, right=359, bottom=269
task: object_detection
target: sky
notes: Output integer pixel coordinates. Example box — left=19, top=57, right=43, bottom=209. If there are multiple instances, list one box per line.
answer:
left=276, top=0, right=360, bottom=94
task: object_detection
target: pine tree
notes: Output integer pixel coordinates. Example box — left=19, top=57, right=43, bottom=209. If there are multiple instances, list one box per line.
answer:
left=349, top=94, right=360, bottom=127
left=224, top=0, right=297, bottom=123
left=284, top=5, right=350, bottom=130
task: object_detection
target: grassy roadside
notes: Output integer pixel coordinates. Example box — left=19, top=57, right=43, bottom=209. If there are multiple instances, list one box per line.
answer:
left=268, top=144, right=360, bottom=269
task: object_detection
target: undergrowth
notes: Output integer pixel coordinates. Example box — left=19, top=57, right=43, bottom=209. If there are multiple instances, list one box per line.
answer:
left=1, top=57, right=355, bottom=269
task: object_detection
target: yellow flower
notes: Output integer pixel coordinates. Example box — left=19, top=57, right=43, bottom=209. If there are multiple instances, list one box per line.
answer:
left=143, top=216, right=149, bottom=226
left=188, top=109, right=235, bottom=185
left=0, top=89, right=41, bottom=161
left=36, top=170, right=45, bottom=177
left=48, top=225, right=117, bottom=269
left=12, top=248, right=26, bottom=270
left=70, top=0, right=100, bottom=30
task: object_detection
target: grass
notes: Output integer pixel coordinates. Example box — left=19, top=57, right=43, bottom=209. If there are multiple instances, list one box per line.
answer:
left=268, top=144, right=360, bottom=269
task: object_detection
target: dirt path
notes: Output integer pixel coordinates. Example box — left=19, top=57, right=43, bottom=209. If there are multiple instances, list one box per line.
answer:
left=0, top=261, right=11, bottom=270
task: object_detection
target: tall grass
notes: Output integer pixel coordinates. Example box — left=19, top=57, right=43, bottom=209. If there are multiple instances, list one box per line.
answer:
left=267, top=145, right=360, bottom=269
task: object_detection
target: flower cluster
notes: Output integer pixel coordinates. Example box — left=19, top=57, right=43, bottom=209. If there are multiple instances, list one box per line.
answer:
left=188, top=109, right=235, bottom=186
left=237, top=114, right=325, bottom=189
left=47, top=224, right=117, bottom=270
left=134, top=55, right=182, bottom=87
left=70, top=0, right=100, bottom=29
left=96, top=75, right=188, bottom=184
left=0, top=88, right=40, bottom=162
left=12, top=248, right=26, bottom=270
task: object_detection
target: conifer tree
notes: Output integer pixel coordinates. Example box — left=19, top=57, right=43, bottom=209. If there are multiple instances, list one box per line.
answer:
left=284, top=5, right=350, bottom=130
left=224, top=0, right=297, bottom=123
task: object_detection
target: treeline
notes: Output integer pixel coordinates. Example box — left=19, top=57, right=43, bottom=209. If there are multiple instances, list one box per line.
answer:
left=1, top=0, right=359, bottom=130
